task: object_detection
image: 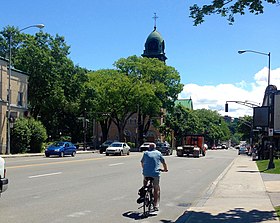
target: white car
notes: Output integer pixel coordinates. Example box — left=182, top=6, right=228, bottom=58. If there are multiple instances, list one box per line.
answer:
left=0, top=157, right=8, bottom=196
left=106, top=142, right=130, bottom=156
left=139, top=142, right=154, bottom=152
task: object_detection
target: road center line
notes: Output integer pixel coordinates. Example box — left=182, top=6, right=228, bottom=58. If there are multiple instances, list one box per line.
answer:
left=28, top=172, right=62, bottom=179
left=7, top=154, right=138, bottom=169
left=109, top=163, right=124, bottom=167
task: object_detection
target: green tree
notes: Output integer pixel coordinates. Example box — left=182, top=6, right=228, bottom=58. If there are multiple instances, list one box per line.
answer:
left=85, top=69, right=126, bottom=142
left=165, top=104, right=202, bottom=146
left=194, top=109, right=230, bottom=146
left=236, top=115, right=253, bottom=142
left=114, top=56, right=183, bottom=144
left=28, top=118, right=48, bottom=153
left=89, top=69, right=161, bottom=142
left=0, top=27, right=88, bottom=142
left=190, top=0, right=278, bottom=26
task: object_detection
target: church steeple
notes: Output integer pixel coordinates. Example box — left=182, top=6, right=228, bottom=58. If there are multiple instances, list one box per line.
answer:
left=142, top=13, right=167, bottom=63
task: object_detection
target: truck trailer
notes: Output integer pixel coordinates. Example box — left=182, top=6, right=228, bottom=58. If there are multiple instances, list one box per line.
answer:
left=176, top=135, right=206, bottom=158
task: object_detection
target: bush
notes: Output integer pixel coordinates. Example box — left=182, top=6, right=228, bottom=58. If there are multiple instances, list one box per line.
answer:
left=28, top=118, right=48, bottom=153
left=59, top=135, right=71, bottom=142
left=11, top=118, right=31, bottom=154
left=127, top=142, right=135, bottom=148
left=11, top=117, right=47, bottom=154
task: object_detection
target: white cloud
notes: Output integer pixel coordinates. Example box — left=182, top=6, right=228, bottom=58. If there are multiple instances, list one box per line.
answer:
left=179, top=67, right=280, bottom=118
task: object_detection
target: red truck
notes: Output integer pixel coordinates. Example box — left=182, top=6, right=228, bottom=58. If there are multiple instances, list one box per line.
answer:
left=176, top=135, right=206, bottom=158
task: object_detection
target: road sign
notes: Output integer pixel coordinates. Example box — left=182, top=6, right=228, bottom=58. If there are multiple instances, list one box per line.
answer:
left=268, top=128, right=274, bottom=136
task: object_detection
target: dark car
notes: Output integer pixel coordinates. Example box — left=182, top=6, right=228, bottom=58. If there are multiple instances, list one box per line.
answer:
left=156, top=142, right=171, bottom=155
left=99, top=140, right=114, bottom=154
left=45, top=141, right=77, bottom=157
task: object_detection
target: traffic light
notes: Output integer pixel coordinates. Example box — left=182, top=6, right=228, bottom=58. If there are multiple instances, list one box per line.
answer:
left=225, top=103, right=229, bottom=112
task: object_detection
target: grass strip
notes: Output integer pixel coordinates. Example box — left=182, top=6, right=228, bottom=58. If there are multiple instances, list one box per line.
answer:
left=256, top=159, right=280, bottom=174
left=275, top=206, right=280, bottom=220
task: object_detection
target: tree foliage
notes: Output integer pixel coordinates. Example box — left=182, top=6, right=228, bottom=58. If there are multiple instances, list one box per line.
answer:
left=28, top=118, right=48, bottom=153
left=85, top=69, right=139, bottom=141
left=165, top=104, right=203, bottom=145
left=11, top=118, right=31, bottom=154
left=190, top=0, right=278, bottom=25
left=236, top=115, right=253, bottom=141
left=114, top=55, right=183, bottom=143
left=193, top=109, right=230, bottom=146
left=0, top=26, right=88, bottom=141
left=11, top=118, right=47, bottom=154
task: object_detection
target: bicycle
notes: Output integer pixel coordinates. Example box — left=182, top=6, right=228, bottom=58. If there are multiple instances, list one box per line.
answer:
left=142, top=176, right=155, bottom=217
left=139, top=169, right=167, bottom=217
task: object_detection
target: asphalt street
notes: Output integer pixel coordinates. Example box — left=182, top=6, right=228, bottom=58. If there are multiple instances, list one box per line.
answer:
left=0, top=149, right=237, bottom=223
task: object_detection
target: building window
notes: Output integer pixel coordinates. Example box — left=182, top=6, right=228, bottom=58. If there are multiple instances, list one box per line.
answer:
left=17, top=92, right=23, bottom=106
left=7, top=89, right=10, bottom=102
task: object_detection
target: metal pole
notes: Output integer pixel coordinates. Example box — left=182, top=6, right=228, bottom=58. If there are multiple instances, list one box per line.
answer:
left=6, top=35, right=12, bottom=154
left=268, top=52, right=271, bottom=86
left=83, top=109, right=87, bottom=151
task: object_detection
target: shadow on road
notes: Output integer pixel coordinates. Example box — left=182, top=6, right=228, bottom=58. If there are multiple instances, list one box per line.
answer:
left=174, top=208, right=278, bottom=223
left=123, top=210, right=157, bottom=220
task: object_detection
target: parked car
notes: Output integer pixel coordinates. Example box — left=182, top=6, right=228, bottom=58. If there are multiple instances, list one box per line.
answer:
left=0, top=156, right=8, bottom=196
left=99, top=140, right=114, bottom=154
left=106, top=142, right=130, bottom=156
left=156, top=142, right=171, bottom=155
left=238, top=147, right=248, bottom=155
left=45, top=141, right=77, bottom=157
left=139, top=142, right=154, bottom=152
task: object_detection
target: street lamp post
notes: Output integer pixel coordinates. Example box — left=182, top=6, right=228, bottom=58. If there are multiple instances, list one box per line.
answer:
left=238, top=49, right=274, bottom=169
left=6, top=24, right=44, bottom=154
left=238, top=50, right=271, bottom=86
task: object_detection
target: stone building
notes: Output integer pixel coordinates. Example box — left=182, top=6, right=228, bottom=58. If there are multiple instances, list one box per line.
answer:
left=0, top=57, right=28, bottom=154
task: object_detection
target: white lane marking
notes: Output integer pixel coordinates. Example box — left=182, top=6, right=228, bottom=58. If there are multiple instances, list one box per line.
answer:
left=67, top=210, right=91, bottom=218
left=28, top=172, right=62, bottom=178
left=109, top=162, right=124, bottom=167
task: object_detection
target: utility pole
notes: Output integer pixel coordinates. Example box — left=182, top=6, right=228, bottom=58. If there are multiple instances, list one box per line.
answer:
left=83, top=109, right=88, bottom=151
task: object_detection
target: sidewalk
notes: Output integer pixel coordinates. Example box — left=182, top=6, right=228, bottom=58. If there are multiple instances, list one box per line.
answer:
left=0, top=149, right=94, bottom=158
left=177, top=155, right=280, bottom=223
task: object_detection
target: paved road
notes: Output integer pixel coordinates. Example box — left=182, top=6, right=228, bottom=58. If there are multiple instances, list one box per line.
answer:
left=1, top=149, right=237, bottom=223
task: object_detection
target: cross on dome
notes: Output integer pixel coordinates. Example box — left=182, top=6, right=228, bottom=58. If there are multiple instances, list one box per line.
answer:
left=153, top=12, right=158, bottom=30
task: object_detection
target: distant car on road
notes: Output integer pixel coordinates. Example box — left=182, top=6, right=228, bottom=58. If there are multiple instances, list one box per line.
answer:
left=139, top=142, right=154, bottom=152
left=156, top=142, right=171, bottom=155
left=106, top=142, right=130, bottom=156
left=238, top=147, right=248, bottom=155
left=99, top=140, right=114, bottom=154
left=45, top=141, right=77, bottom=157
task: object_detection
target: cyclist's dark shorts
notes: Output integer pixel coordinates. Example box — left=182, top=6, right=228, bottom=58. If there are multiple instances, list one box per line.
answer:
left=144, top=176, right=160, bottom=186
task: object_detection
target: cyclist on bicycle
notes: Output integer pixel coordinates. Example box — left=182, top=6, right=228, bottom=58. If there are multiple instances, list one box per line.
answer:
left=140, top=143, right=168, bottom=211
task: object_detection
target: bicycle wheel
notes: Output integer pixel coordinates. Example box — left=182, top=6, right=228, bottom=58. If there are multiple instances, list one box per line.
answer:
left=143, top=189, right=152, bottom=217
left=148, top=189, right=154, bottom=212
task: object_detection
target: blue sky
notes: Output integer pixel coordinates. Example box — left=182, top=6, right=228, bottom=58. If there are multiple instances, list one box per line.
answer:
left=1, top=0, right=280, bottom=117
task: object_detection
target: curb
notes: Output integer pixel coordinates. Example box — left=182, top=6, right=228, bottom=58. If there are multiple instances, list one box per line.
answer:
left=0, top=150, right=94, bottom=158
left=175, top=157, right=236, bottom=223
left=194, top=157, right=236, bottom=207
